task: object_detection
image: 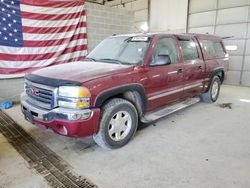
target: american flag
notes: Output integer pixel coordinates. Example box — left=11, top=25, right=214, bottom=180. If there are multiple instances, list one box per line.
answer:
left=0, top=0, right=87, bottom=78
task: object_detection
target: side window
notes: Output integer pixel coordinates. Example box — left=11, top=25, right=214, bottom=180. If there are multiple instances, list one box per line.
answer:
left=202, top=40, right=225, bottom=58
left=179, top=39, right=199, bottom=61
left=151, top=38, right=178, bottom=65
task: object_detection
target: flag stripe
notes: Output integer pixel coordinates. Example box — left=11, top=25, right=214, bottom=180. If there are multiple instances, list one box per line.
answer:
left=24, top=33, right=87, bottom=47
left=0, top=51, right=86, bottom=68
left=22, top=16, right=86, bottom=28
left=20, top=4, right=84, bottom=15
left=21, top=10, right=86, bottom=21
left=22, top=22, right=87, bottom=34
left=23, top=27, right=86, bottom=41
left=0, top=38, right=87, bottom=55
left=21, top=0, right=84, bottom=8
left=0, top=45, right=87, bottom=61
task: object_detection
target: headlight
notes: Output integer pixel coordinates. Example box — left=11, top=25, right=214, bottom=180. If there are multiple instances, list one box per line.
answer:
left=59, top=86, right=90, bottom=98
left=58, top=86, right=91, bottom=109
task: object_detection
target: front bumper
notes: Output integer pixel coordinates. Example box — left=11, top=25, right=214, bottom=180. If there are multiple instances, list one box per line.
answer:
left=21, top=93, right=100, bottom=137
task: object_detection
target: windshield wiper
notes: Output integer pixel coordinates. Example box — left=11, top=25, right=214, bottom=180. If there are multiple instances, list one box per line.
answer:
left=83, top=57, right=96, bottom=62
left=98, top=58, right=123, bottom=65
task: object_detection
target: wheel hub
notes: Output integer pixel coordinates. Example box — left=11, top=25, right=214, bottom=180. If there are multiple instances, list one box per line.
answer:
left=211, top=81, right=219, bottom=99
left=108, top=111, right=132, bottom=141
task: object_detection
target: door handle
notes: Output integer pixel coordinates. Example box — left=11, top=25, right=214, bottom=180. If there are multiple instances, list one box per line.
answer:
left=177, top=68, right=183, bottom=74
left=198, top=65, right=202, bottom=70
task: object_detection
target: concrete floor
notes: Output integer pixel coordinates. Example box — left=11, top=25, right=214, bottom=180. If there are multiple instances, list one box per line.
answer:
left=0, top=85, right=250, bottom=188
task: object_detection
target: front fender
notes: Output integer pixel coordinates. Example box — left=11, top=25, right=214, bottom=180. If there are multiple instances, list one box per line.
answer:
left=94, top=84, right=146, bottom=111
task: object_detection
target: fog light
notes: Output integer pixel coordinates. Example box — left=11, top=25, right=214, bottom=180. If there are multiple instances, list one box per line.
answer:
left=68, top=113, right=82, bottom=121
left=67, top=111, right=91, bottom=121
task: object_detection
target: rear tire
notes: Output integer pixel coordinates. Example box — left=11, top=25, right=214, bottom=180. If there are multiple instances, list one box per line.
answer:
left=93, top=98, right=138, bottom=149
left=201, top=76, right=221, bottom=103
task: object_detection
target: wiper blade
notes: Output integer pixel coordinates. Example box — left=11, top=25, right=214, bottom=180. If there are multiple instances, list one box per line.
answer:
left=98, top=58, right=123, bottom=65
left=83, top=57, right=96, bottom=62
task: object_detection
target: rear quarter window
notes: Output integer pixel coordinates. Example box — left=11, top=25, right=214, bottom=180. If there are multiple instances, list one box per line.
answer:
left=202, top=40, right=226, bottom=59
left=179, top=40, right=199, bottom=61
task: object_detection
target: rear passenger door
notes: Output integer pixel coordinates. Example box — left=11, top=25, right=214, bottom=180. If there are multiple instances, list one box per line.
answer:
left=178, top=36, right=205, bottom=98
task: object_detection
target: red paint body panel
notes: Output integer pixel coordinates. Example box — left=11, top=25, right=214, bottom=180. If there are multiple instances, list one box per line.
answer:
left=22, top=33, right=229, bottom=138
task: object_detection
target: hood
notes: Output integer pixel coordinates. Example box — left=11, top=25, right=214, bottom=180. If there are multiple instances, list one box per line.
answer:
left=31, top=61, right=134, bottom=83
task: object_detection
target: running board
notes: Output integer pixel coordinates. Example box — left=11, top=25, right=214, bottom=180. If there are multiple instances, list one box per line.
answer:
left=141, top=97, right=200, bottom=123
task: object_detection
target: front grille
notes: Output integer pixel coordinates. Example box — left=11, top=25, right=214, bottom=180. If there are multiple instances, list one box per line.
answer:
left=25, top=81, right=56, bottom=110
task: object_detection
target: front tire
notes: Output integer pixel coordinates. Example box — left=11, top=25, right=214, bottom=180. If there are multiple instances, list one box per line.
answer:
left=93, top=98, right=138, bottom=149
left=201, top=76, right=221, bottom=103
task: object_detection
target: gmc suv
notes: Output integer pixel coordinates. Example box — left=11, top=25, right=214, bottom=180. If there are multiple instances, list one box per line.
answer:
left=21, top=33, right=229, bottom=149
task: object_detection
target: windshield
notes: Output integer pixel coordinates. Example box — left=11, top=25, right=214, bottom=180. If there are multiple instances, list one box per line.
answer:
left=86, top=36, right=150, bottom=65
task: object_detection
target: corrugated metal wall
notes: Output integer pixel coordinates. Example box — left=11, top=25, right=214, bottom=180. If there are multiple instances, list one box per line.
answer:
left=188, top=0, right=250, bottom=86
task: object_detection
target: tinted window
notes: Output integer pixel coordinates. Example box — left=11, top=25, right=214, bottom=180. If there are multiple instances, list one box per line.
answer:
left=202, top=40, right=225, bottom=57
left=179, top=40, right=199, bottom=61
left=151, top=38, right=178, bottom=65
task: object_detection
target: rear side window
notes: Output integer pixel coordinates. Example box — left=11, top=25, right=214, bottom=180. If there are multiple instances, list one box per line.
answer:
left=202, top=40, right=225, bottom=58
left=179, top=40, right=199, bottom=61
left=151, top=37, right=179, bottom=65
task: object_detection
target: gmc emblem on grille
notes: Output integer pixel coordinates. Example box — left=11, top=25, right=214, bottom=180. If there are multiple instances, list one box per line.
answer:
left=27, top=87, right=39, bottom=96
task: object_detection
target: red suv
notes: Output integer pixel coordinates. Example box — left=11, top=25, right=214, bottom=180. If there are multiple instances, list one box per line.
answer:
left=21, top=33, right=229, bottom=149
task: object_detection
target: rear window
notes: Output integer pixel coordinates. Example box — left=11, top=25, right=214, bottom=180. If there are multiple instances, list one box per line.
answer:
left=202, top=40, right=225, bottom=58
left=179, top=40, right=199, bottom=61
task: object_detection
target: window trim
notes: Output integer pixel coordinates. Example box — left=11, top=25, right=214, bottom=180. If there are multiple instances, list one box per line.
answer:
left=178, top=37, right=200, bottom=62
left=201, top=39, right=226, bottom=60
left=150, top=36, right=180, bottom=66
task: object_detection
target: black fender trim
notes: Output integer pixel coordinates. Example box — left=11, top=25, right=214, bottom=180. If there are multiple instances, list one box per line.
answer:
left=123, top=90, right=145, bottom=116
left=206, top=67, right=225, bottom=92
left=94, top=84, right=146, bottom=112
left=25, top=74, right=82, bottom=87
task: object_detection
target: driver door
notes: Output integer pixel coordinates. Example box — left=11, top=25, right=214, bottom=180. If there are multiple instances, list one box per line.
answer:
left=146, top=36, right=184, bottom=111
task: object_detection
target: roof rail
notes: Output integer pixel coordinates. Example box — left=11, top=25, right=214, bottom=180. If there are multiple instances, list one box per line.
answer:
left=222, top=36, right=234, bottom=39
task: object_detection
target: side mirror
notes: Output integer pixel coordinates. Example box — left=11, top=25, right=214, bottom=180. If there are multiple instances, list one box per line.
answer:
left=153, top=55, right=171, bottom=66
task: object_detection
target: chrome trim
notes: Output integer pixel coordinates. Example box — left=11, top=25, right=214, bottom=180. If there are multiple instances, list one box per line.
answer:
left=26, top=94, right=51, bottom=110
left=21, top=92, right=92, bottom=121
left=25, top=79, right=57, bottom=109
left=168, top=71, right=178, bottom=75
left=53, top=88, right=58, bottom=107
left=148, top=81, right=203, bottom=101
left=142, top=97, right=201, bottom=123
left=183, top=83, right=202, bottom=90
left=148, top=87, right=183, bottom=100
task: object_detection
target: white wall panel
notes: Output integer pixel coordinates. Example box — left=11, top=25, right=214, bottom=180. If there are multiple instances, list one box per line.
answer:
left=218, top=0, right=249, bottom=9
left=215, top=23, right=247, bottom=39
left=217, top=7, right=248, bottom=24
left=241, top=71, right=250, bottom=86
left=247, top=24, right=250, bottom=38
left=189, top=0, right=217, bottom=13
left=189, top=11, right=216, bottom=27
left=245, top=40, right=250, bottom=55
left=224, top=71, right=241, bottom=85
left=150, top=0, right=188, bottom=32
left=188, top=26, right=215, bottom=34
left=228, top=56, right=243, bottom=71
left=243, top=56, right=250, bottom=71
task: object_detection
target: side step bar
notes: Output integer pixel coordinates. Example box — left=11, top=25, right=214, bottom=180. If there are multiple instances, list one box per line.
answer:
left=141, top=97, right=200, bottom=123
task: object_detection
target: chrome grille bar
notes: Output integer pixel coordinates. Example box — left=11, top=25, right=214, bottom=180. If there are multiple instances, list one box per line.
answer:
left=25, top=80, right=56, bottom=110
